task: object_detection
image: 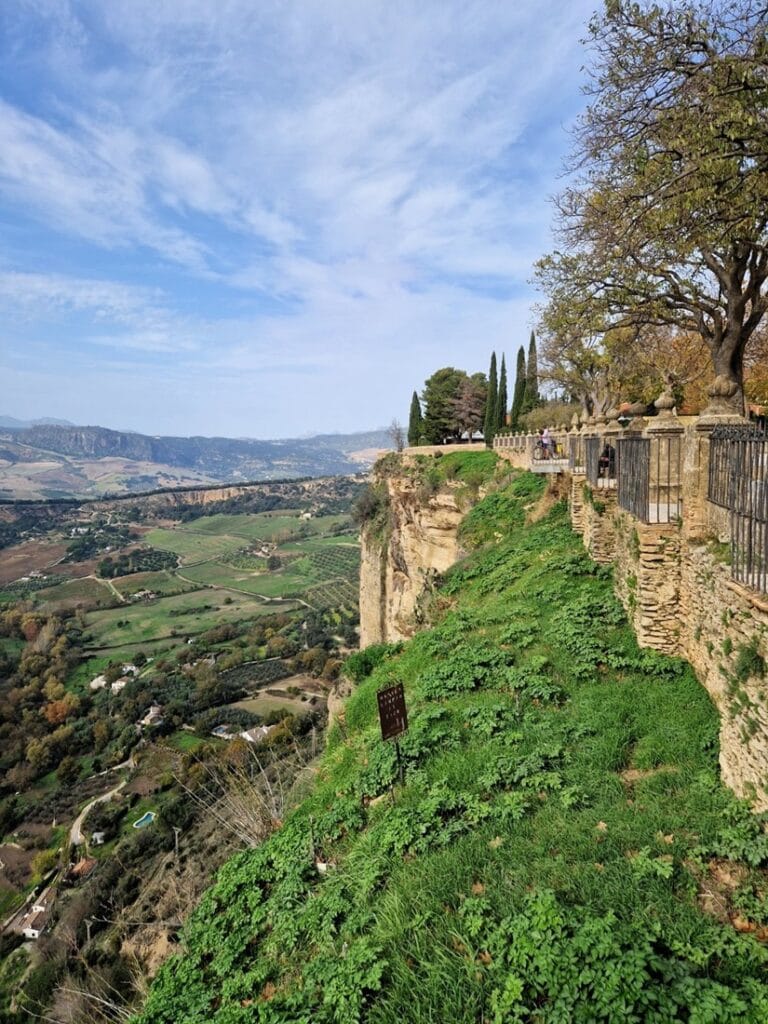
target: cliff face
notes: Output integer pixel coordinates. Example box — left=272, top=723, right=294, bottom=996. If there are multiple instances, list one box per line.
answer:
left=360, top=474, right=465, bottom=646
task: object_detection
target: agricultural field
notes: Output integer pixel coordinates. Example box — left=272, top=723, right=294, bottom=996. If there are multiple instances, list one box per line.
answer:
left=0, top=538, right=68, bottom=585
left=151, top=512, right=361, bottom=608
left=142, top=528, right=244, bottom=564
left=84, top=589, right=277, bottom=652
left=34, top=576, right=116, bottom=610
left=111, top=569, right=200, bottom=599
left=175, top=511, right=352, bottom=542
left=303, top=578, right=359, bottom=609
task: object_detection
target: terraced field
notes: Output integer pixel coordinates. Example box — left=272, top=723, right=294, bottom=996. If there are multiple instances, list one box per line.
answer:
left=142, top=528, right=244, bottom=564
left=75, top=510, right=359, bottom=657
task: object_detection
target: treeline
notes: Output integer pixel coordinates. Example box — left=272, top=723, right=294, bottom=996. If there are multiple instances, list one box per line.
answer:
left=97, top=547, right=178, bottom=578
left=406, top=335, right=542, bottom=447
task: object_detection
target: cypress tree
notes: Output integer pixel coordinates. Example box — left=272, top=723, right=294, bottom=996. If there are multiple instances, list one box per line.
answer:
left=483, top=352, right=498, bottom=448
left=510, top=345, right=526, bottom=429
left=496, top=354, right=508, bottom=431
left=407, top=391, right=423, bottom=446
left=523, top=331, right=540, bottom=413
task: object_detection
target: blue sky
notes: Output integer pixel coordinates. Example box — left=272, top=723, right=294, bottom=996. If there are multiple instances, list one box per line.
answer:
left=0, top=0, right=596, bottom=438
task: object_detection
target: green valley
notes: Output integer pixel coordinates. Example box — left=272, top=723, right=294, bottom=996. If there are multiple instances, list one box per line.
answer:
left=138, top=466, right=768, bottom=1023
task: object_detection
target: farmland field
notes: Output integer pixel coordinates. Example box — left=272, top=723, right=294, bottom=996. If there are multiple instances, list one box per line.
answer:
left=143, top=528, right=244, bottom=564
left=35, top=576, right=116, bottom=610
left=175, top=512, right=351, bottom=542
left=84, top=589, right=280, bottom=651
left=111, top=570, right=200, bottom=598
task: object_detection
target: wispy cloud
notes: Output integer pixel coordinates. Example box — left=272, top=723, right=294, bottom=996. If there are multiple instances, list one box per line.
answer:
left=0, top=0, right=596, bottom=434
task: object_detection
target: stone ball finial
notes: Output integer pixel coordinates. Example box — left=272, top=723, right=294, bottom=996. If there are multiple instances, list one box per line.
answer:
left=654, top=388, right=676, bottom=419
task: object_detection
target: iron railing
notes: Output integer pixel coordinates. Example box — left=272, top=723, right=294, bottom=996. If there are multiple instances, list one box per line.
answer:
left=617, top=435, right=682, bottom=524
left=617, top=437, right=650, bottom=521
left=709, top=424, right=768, bottom=594
left=586, top=436, right=617, bottom=487
left=585, top=437, right=600, bottom=485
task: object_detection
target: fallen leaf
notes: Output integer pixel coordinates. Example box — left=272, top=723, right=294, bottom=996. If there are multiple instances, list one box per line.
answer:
left=489, top=836, right=504, bottom=849
left=732, top=915, right=757, bottom=934
left=471, top=882, right=485, bottom=895
left=596, top=821, right=608, bottom=832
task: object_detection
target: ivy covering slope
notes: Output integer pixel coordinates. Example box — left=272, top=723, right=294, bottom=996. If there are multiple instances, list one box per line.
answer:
left=137, top=468, right=768, bottom=1023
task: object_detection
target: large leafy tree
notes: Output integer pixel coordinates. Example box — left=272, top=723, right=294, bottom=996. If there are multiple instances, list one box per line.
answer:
left=483, top=352, right=498, bottom=447
left=421, top=367, right=469, bottom=444
left=510, top=346, right=527, bottom=429
left=407, top=391, right=423, bottom=446
left=450, top=374, right=487, bottom=441
left=538, top=0, right=768, bottom=416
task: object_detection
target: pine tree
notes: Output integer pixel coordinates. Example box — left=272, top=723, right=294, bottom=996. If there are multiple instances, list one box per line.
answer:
left=407, top=391, right=423, bottom=446
left=510, top=345, right=526, bottom=429
left=483, top=352, right=498, bottom=448
left=496, top=354, right=508, bottom=431
left=522, top=331, right=540, bottom=413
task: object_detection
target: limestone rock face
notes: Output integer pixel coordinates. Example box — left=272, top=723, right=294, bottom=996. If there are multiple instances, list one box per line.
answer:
left=359, top=475, right=465, bottom=646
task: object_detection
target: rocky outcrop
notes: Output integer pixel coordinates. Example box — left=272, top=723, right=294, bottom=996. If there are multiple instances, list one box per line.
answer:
left=360, top=475, right=466, bottom=646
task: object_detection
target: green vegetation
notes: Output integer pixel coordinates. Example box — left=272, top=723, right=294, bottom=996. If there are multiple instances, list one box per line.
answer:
left=407, top=391, right=423, bottom=447
left=510, top=344, right=526, bottom=431
left=484, top=351, right=498, bottom=447
left=98, top=546, right=179, bottom=577
left=84, top=590, right=271, bottom=649
left=143, top=528, right=245, bottom=564
left=110, top=569, right=200, bottom=598
left=137, top=473, right=768, bottom=1023
left=35, top=576, right=115, bottom=609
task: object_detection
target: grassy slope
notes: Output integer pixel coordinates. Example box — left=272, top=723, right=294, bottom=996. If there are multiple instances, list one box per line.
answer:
left=137, top=471, right=768, bottom=1024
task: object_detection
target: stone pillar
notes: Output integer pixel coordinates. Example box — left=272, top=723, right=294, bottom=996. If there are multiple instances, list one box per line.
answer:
left=687, top=411, right=746, bottom=542
left=645, top=390, right=685, bottom=523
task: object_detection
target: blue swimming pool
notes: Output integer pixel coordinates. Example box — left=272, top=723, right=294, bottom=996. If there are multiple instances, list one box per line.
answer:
left=132, top=810, right=156, bottom=829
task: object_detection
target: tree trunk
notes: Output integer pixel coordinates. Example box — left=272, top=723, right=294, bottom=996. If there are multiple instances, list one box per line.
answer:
left=706, top=334, right=746, bottom=417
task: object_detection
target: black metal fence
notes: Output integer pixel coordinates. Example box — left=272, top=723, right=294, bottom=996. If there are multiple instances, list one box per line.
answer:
left=617, top=437, right=649, bottom=521
left=617, top=434, right=682, bottom=524
left=585, top=436, right=617, bottom=487
left=708, top=424, right=768, bottom=594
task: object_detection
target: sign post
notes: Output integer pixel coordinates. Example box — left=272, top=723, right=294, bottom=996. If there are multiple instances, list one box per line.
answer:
left=376, top=682, right=408, bottom=789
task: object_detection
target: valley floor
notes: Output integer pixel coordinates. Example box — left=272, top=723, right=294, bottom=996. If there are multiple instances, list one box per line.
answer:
left=136, top=470, right=768, bottom=1023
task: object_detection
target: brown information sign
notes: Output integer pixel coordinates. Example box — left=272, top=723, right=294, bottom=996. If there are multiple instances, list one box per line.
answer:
left=377, top=682, right=408, bottom=742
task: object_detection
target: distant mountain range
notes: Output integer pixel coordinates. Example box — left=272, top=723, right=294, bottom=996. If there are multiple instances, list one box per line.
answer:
left=0, top=420, right=390, bottom=500
left=0, top=415, right=75, bottom=429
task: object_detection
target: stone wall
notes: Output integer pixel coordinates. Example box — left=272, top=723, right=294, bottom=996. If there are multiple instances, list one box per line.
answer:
left=612, top=511, right=681, bottom=655
left=580, top=485, right=618, bottom=565
left=681, top=542, right=768, bottom=804
left=567, top=418, right=768, bottom=808
left=495, top=448, right=532, bottom=471
left=569, top=474, right=587, bottom=534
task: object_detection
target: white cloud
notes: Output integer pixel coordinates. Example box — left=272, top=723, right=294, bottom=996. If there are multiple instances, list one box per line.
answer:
left=0, top=0, right=596, bottom=434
